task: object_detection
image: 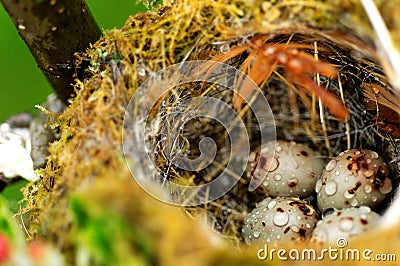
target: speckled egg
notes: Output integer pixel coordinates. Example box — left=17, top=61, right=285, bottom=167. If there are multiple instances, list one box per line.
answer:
left=242, top=197, right=318, bottom=246
left=249, top=140, right=324, bottom=197
left=315, top=149, right=392, bottom=213
left=310, top=206, right=380, bottom=246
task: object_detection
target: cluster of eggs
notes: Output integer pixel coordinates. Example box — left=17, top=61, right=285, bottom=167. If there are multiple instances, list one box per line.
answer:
left=243, top=140, right=393, bottom=246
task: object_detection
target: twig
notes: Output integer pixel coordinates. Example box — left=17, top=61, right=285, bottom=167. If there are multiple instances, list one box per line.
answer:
left=1, top=0, right=101, bottom=103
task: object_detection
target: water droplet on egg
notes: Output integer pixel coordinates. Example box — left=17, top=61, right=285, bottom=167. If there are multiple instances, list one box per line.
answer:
left=364, top=184, right=372, bottom=194
left=291, top=225, right=299, bottom=232
left=379, top=178, right=392, bottom=194
left=363, top=170, right=374, bottom=178
left=344, top=190, right=355, bottom=199
left=273, top=212, right=289, bottom=226
left=371, top=151, right=379, bottom=159
left=315, top=179, right=322, bottom=192
left=350, top=199, right=358, bottom=206
left=274, top=174, right=282, bottom=181
left=268, top=157, right=279, bottom=172
left=276, top=146, right=282, bottom=152
left=287, top=178, right=298, bottom=187
left=267, top=200, right=277, bottom=209
left=339, top=218, right=354, bottom=231
left=359, top=206, right=371, bottom=213
left=325, top=160, right=337, bottom=172
left=253, top=231, right=260, bottom=238
left=372, top=196, right=377, bottom=202
left=324, top=181, right=338, bottom=195
left=335, top=170, right=340, bottom=176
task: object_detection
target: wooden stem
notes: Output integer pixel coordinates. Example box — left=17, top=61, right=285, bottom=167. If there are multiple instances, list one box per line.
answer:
left=1, top=0, right=101, bottom=103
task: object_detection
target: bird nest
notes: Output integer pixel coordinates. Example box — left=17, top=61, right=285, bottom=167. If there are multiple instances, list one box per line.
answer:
left=22, top=0, right=400, bottom=264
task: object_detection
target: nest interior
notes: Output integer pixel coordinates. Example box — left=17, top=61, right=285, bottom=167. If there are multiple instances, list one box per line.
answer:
left=21, top=0, right=400, bottom=264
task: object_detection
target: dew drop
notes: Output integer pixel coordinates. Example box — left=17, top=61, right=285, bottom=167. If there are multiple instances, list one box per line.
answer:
left=371, top=151, right=379, bottom=159
left=253, top=231, right=261, bottom=238
left=263, top=180, right=269, bottom=187
left=273, top=212, right=289, bottom=226
left=339, top=218, right=354, bottom=232
left=359, top=206, right=371, bottom=213
left=335, top=170, right=340, bottom=176
left=138, top=68, right=146, bottom=77
left=350, top=199, right=358, bottom=206
left=238, top=38, right=246, bottom=46
left=379, top=179, right=392, bottom=194
left=325, top=160, right=337, bottom=172
left=371, top=196, right=378, bottom=202
left=344, top=190, right=355, bottom=199
left=276, top=145, right=282, bottom=152
left=267, top=200, right=277, bottom=210
left=324, top=181, right=338, bottom=195
left=364, top=184, right=372, bottom=194
left=315, top=179, right=322, bottom=193
left=268, top=157, right=279, bottom=172
left=287, top=178, right=298, bottom=187
left=363, top=170, right=374, bottom=178
left=276, top=234, right=281, bottom=240
left=220, top=43, right=230, bottom=53
left=274, top=174, right=282, bottom=181
left=291, top=225, right=299, bottom=233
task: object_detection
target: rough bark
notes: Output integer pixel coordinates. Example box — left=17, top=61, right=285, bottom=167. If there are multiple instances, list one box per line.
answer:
left=1, top=0, right=101, bottom=103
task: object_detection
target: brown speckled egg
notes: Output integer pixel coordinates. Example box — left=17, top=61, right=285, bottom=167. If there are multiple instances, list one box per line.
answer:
left=316, top=149, right=392, bottom=213
left=242, top=197, right=318, bottom=246
left=310, top=206, right=380, bottom=246
left=249, top=140, right=324, bottom=197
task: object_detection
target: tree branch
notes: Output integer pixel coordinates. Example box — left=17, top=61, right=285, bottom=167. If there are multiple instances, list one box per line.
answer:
left=1, top=0, right=101, bottom=103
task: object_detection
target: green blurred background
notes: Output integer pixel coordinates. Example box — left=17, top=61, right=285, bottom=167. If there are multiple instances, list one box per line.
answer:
left=0, top=0, right=146, bottom=122
left=0, top=0, right=146, bottom=211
